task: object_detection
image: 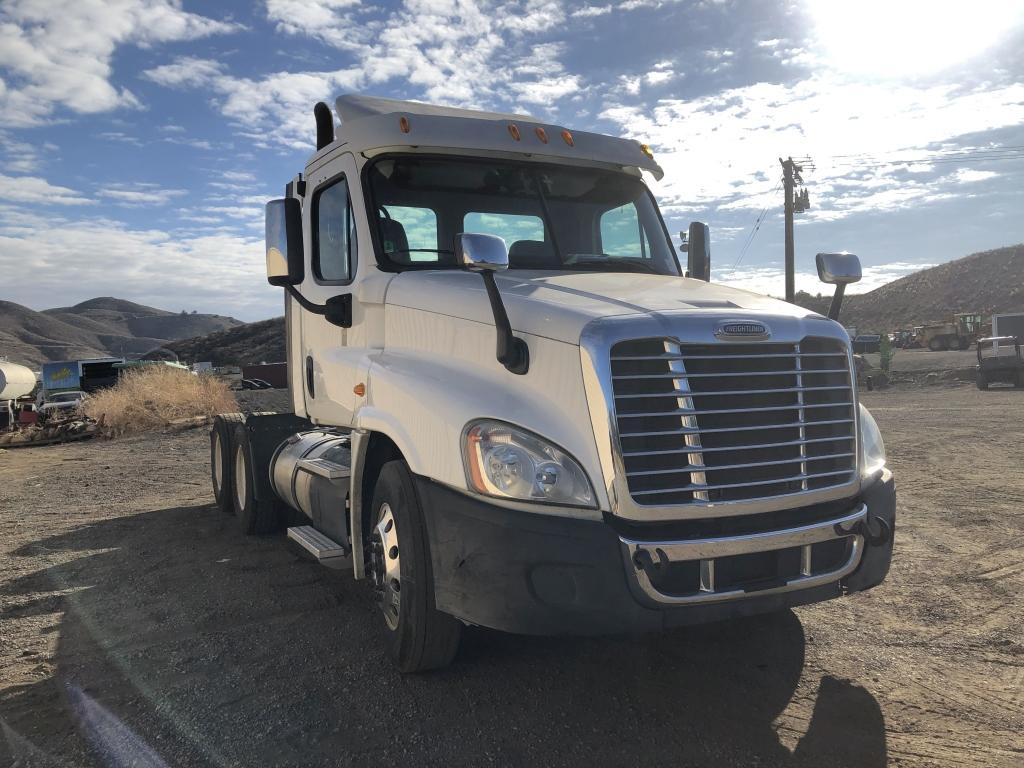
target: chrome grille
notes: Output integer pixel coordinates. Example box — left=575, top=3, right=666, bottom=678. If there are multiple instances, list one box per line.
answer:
left=611, top=337, right=856, bottom=506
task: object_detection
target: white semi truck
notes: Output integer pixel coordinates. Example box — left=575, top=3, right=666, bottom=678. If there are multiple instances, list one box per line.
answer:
left=210, top=95, right=895, bottom=672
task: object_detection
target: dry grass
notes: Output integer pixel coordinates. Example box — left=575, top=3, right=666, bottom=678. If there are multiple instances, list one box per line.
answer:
left=82, top=365, right=237, bottom=436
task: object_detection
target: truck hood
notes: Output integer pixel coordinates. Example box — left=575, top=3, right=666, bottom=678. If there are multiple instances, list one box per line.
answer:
left=385, top=270, right=819, bottom=344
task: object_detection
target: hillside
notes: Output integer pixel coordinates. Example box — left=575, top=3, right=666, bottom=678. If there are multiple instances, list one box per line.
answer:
left=163, top=243, right=1024, bottom=366
left=166, top=317, right=286, bottom=366
left=800, top=244, right=1024, bottom=332
left=0, top=297, right=242, bottom=368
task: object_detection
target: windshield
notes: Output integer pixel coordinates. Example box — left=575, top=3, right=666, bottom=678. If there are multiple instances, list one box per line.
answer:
left=365, top=156, right=680, bottom=275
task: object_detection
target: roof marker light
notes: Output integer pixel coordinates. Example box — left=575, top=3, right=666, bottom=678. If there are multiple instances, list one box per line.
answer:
left=508, top=123, right=521, bottom=141
left=640, top=143, right=654, bottom=158
left=399, top=116, right=410, bottom=133
left=561, top=130, right=574, bottom=147
left=534, top=127, right=548, bottom=144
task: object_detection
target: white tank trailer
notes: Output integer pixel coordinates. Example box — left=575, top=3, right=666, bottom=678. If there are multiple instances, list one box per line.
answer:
left=0, top=361, right=35, bottom=400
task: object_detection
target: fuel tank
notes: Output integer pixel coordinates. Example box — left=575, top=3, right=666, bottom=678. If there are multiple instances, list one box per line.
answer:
left=270, top=430, right=351, bottom=547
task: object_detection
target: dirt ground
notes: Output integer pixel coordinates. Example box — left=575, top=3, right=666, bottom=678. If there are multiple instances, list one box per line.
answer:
left=1, top=385, right=1022, bottom=767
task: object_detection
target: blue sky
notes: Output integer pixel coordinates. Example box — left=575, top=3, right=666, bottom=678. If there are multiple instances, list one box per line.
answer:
left=2, top=0, right=1023, bottom=321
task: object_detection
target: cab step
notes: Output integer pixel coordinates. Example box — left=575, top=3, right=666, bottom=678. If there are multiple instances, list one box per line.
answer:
left=287, top=525, right=350, bottom=566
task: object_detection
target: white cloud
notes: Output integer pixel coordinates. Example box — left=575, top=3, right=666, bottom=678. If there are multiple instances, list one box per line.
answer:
left=0, top=130, right=40, bottom=172
left=0, top=174, right=93, bottom=205
left=951, top=168, right=998, bottom=184
left=0, top=0, right=242, bottom=127
left=0, top=213, right=275, bottom=319
left=717, top=261, right=931, bottom=299
left=571, top=5, right=612, bottom=18
left=98, top=184, right=187, bottom=206
left=144, top=0, right=584, bottom=149
left=601, top=75, right=1024, bottom=221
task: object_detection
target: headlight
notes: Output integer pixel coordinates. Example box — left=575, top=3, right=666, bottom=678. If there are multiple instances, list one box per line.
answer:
left=859, top=403, right=886, bottom=478
left=462, top=420, right=595, bottom=507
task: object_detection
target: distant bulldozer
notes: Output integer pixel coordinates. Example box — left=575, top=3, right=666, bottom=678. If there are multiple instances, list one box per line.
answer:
left=916, top=312, right=985, bottom=351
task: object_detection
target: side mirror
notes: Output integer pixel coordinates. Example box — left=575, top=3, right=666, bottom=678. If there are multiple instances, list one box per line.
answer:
left=815, top=252, right=861, bottom=321
left=816, top=252, right=861, bottom=285
left=266, top=198, right=304, bottom=286
left=455, top=232, right=509, bottom=271
left=455, top=232, right=528, bottom=375
left=687, top=221, right=710, bottom=281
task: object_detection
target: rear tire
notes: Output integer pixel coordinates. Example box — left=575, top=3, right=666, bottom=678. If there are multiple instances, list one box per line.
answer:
left=230, top=423, right=280, bottom=535
left=369, top=460, right=461, bottom=672
left=958, top=337, right=970, bottom=351
left=210, top=413, right=244, bottom=514
left=976, top=374, right=989, bottom=390
left=927, top=338, right=942, bottom=351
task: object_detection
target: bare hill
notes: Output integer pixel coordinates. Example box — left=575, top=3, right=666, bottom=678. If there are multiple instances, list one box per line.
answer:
left=795, top=244, right=1024, bottom=332
left=164, top=244, right=1024, bottom=366
left=0, top=297, right=242, bottom=368
left=166, top=318, right=286, bottom=366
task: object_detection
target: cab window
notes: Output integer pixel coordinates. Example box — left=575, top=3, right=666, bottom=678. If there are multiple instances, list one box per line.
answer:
left=600, top=203, right=651, bottom=258
left=314, top=177, right=356, bottom=282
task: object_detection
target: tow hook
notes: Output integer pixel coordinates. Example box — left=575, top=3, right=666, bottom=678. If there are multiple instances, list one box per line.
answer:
left=633, top=547, right=669, bottom=573
left=851, top=515, right=892, bottom=546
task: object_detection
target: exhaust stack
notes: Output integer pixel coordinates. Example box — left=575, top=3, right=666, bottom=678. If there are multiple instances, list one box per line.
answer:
left=314, top=102, right=334, bottom=150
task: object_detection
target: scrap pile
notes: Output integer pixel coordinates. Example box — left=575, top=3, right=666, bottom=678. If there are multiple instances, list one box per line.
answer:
left=0, top=413, right=102, bottom=448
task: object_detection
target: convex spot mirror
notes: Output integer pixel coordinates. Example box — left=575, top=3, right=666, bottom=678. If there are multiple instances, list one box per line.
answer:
left=266, top=198, right=304, bottom=286
left=456, top=232, right=509, bottom=271
left=816, top=252, right=861, bottom=285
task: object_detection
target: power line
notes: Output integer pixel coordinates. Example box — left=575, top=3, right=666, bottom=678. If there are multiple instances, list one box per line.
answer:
left=733, top=177, right=781, bottom=268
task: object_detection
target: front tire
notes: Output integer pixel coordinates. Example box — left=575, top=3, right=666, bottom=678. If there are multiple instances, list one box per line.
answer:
left=368, top=460, right=461, bottom=672
left=976, top=374, right=989, bottom=390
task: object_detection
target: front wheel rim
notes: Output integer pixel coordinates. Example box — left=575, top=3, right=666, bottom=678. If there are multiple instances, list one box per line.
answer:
left=370, top=503, right=401, bottom=630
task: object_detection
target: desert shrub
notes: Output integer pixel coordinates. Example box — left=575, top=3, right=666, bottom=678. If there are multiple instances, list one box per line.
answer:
left=82, top=365, right=236, bottom=436
left=878, top=333, right=895, bottom=374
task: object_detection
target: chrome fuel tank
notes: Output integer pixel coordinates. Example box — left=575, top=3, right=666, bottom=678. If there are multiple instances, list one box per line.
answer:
left=270, top=430, right=351, bottom=547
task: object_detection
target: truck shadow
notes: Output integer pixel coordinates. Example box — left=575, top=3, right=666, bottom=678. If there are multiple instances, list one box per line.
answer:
left=0, top=503, right=886, bottom=767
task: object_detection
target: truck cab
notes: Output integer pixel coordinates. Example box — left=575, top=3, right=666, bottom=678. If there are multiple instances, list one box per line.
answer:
left=211, top=95, right=895, bottom=672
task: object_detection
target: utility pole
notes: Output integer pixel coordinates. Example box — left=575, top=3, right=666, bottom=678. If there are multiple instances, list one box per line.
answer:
left=779, top=156, right=810, bottom=303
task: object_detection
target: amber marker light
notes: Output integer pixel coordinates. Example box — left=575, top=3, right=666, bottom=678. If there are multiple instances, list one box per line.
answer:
left=534, top=127, right=548, bottom=143
left=561, top=130, right=574, bottom=146
left=353, top=383, right=366, bottom=396
left=464, top=426, right=487, bottom=493
left=640, top=143, right=654, bottom=158
left=508, top=123, right=521, bottom=141
left=399, top=116, right=410, bottom=133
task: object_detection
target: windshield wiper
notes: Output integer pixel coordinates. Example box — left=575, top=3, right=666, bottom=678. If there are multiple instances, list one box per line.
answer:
left=388, top=248, right=455, bottom=255
left=566, top=256, right=661, bottom=274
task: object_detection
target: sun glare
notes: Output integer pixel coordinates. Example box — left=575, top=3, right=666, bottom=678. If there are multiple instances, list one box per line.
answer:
left=806, top=0, right=1024, bottom=77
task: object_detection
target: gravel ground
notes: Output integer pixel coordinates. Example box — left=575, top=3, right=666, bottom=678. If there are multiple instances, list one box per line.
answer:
left=1, top=385, right=1022, bottom=767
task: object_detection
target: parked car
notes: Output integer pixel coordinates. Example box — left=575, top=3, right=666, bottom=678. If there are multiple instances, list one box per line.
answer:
left=39, top=391, right=87, bottom=418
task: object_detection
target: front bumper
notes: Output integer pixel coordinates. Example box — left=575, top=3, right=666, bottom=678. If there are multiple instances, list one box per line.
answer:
left=416, top=469, right=895, bottom=635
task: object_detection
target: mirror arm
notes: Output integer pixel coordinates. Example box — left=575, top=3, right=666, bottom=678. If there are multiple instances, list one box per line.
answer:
left=284, top=285, right=352, bottom=328
left=285, top=284, right=325, bottom=315
left=479, top=270, right=529, bottom=375
left=828, top=284, right=846, bottom=321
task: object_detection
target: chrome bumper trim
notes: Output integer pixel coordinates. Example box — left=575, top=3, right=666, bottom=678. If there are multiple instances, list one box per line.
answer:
left=620, top=503, right=867, bottom=605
